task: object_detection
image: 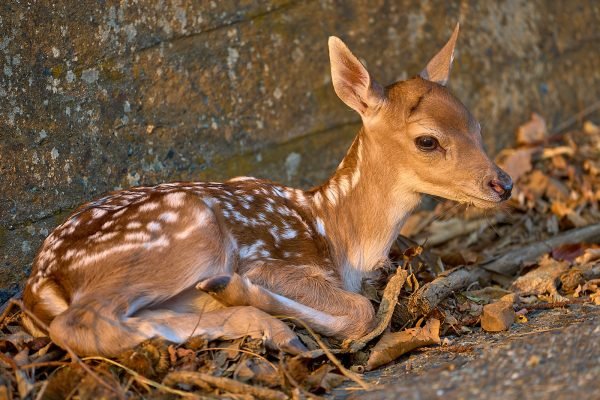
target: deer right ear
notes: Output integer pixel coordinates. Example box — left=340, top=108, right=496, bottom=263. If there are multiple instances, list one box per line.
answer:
left=328, top=36, right=385, bottom=118
left=419, top=23, right=460, bottom=86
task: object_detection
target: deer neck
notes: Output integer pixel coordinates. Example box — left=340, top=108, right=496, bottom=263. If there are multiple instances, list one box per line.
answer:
left=310, top=128, right=421, bottom=292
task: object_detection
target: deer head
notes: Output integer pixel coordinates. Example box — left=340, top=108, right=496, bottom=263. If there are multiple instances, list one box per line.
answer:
left=328, top=23, right=513, bottom=209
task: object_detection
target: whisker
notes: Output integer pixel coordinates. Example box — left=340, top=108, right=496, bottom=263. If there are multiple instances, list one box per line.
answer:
left=483, top=209, right=502, bottom=238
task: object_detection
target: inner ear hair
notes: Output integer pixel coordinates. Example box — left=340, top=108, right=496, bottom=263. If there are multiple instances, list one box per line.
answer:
left=328, top=36, right=385, bottom=117
left=419, top=22, right=460, bottom=86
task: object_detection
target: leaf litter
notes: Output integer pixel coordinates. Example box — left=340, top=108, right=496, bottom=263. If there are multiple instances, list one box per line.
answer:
left=1, top=116, right=600, bottom=398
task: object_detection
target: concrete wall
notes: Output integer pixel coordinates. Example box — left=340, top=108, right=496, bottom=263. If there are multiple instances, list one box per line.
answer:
left=1, top=0, right=599, bottom=299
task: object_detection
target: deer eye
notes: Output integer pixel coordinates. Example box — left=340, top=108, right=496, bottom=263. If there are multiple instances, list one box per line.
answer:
left=415, top=136, right=439, bottom=151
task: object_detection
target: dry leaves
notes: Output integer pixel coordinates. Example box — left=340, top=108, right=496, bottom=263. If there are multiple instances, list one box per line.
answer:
left=366, top=318, right=441, bottom=370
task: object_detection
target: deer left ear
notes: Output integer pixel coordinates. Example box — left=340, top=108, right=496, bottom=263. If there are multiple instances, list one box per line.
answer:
left=419, top=23, right=460, bottom=86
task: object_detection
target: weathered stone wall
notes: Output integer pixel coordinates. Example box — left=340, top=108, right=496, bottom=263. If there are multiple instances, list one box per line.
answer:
left=0, top=1, right=599, bottom=299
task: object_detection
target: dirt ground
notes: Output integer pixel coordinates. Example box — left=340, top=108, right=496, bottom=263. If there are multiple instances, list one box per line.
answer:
left=336, top=304, right=600, bottom=400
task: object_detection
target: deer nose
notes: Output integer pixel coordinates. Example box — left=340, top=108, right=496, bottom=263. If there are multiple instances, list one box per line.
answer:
left=488, top=172, right=513, bottom=201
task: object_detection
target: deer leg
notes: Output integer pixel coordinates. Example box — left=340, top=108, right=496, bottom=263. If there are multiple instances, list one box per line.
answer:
left=40, top=196, right=305, bottom=356
left=49, top=294, right=305, bottom=357
left=198, top=267, right=375, bottom=339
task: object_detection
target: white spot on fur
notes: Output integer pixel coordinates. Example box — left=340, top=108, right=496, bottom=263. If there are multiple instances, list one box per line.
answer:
left=313, top=192, right=323, bottom=208
left=95, top=231, right=119, bottom=243
left=50, top=239, right=64, bottom=250
left=315, top=218, right=326, bottom=236
left=194, top=208, right=210, bottom=225
left=281, top=228, right=297, bottom=240
left=147, top=221, right=161, bottom=232
left=272, top=187, right=286, bottom=198
left=63, top=248, right=78, bottom=260
left=325, top=186, right=339, bottom=207
left=174, top=225, right=197, bottom=239
left=351, top=169, right=361, bottom=188
left=268, top=226, right=280, bottom=243
left=139, top=201, right=160, bottom=212
left=232, top=210, right=249, bottom=224
left=238, top=240, right=266, bottom=259
left=338, top=176, right=351, bottom=196
left=228, top=176, right=255, bottom=182
left=164, top=192, right=186, bottom=207
left=101, top=220, right=115, bottom=230
left=127, top=221, right=142, bottom=229
left=71, top=243, right=143, bottom=269
left=125, top=231, right=151, bottom=242
left=277, top=206, right=291, bottom=216
left=159, top=211, right=178, bottom=223
left=91, top=208, right=108, bottom=219
left=113, top=208, right=127, bottom=218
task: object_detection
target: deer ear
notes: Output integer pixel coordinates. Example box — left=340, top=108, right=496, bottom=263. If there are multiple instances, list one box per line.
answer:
left=419, top=23, right=460, bottom=86
left=328, top=36, right=385, bottom=117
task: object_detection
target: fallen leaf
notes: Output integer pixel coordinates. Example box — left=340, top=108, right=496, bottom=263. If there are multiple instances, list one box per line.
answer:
left=234, top=358, right=280, bottom=387
left=516, top=112, right=546, bottom=145
left=575, top=247, right=600, bottom=264
left=541, top=146, right=575, bottom=159
left=366, top=318, right=440, bottom=370
left=463, top=287, right=514, bottom=304
left=496, top=148, right=536, bottom=184
left=583, top=120, right=600, bottom=135
left=551, top=243, right=589, bottom=262
left=305, top=364, right=346, bottom=392
left=512, top=255, right=570, bottom=302
left=526, top=170, right=550, bottom=197
left=592, top=291, right=600, bottom=305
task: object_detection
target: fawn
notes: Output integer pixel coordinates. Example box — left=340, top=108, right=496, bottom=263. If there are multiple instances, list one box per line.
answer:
left=22, top=23, right=512, bottom=356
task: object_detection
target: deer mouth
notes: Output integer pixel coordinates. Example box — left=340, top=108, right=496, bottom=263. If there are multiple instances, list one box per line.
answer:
left=463, top=194, right=506, bottom=209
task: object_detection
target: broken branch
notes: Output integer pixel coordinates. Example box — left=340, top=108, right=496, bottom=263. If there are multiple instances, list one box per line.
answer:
left=480, top=223, right=600, bottom=276
left=163, top=370, right=287, bottom=400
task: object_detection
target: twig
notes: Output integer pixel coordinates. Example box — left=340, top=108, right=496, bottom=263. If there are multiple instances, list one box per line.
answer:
left=9, top=299, right=125, bottom=399
left=0, top=298, right=16, bottom=328
left=348, top=268, right=408, bottom=351
left=551, top=100, right=600, bottom=134
left=288, top=318, right=371, bottom=390
left=521, top=298, right=585, bottom=310
left=84, top=356, right=200, bottom=399
left=480, top=223, right=600, bottom=275
left=163, top=370, right=287, bottom=400
left=393, top=265, right=489, bottom=326
left=19, top=361, right=71, bottom=369
left=34, top=380, right=49, bottom=400
left=278, top=358, right=325, bottom=400
left=197, top=347, right=277, bottom=372
left=416, top=215, right=506, bottom=247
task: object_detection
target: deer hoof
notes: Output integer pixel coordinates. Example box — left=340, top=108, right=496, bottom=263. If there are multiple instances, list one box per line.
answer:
left=196, top=275, right=231, bottom=294
left=277, top=336, right=308, bottom=355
